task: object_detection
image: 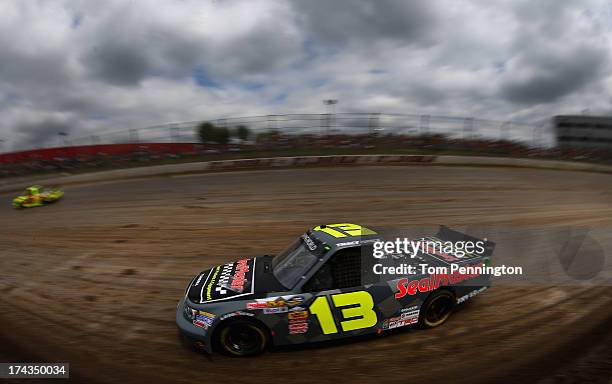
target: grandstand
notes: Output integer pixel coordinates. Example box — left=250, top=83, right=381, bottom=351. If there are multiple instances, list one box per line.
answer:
left=554, top=115, right=612, bottom=150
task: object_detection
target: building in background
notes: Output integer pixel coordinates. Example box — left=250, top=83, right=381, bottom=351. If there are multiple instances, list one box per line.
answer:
left=554, top=115, right=612, bottom=150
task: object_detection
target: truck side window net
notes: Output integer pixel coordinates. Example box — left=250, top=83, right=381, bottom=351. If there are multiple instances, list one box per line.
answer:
left=303, top=247, right=362, bottom=292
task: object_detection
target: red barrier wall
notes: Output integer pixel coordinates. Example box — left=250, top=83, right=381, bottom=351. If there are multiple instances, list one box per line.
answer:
left=0, top=143, right=203, bottom=165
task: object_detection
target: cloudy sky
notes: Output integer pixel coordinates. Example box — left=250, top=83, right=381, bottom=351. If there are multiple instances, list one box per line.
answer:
left=1, top=0, right=611, bottom=151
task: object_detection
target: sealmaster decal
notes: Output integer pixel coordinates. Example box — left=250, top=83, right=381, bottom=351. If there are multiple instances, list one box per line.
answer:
left=395, top=264, right=483, bottom=299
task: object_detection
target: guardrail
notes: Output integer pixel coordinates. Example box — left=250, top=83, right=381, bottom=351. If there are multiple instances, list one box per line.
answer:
left=0, top=143, right=202, bottom=165
left=2, top=155, right=609, bottom=194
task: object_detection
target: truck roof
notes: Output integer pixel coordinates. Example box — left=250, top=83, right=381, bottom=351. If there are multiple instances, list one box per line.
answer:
left=307, top=223, right=381, bottom=247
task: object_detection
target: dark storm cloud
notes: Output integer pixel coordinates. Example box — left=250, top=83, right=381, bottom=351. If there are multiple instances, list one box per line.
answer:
left=291, top=0, right=437, bottom=48
left=212, top=24, right=301, bottom=77
left=79, top=5, right=299, bottom=86
left=84, top=41, right=151, bottom=86
left=0, top=51, right=71, bottom=89
left=77, top=4, right=159, bottom=86
left=499, top=0, right=607, bottom=105
left=13, top=118, right=75, bottom=149
left=500, top=47, right=607, bottom=104
left=511, top=0, right=583, bottom=39
left=159, top=37, right=204, bottom=76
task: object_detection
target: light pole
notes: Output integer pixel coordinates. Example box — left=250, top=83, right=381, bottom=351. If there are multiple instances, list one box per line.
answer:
left=323, top=99, right=338, bottom=135
left=58, top=132, right=68, bottom=146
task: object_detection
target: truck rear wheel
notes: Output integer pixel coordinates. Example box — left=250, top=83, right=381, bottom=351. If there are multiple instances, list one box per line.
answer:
left=420, top=290, right=455, bottom=328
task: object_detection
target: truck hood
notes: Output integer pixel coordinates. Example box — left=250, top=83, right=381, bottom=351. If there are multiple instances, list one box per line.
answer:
left=186, top=257, right=284, bottom=304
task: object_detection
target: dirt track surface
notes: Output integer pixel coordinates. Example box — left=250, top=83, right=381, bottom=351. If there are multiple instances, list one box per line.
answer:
left=1, top=166, right=611, bottom=383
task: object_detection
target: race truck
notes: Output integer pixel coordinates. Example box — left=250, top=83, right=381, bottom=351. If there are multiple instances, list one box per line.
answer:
left=176, top=223, right=494, bottom=356
left=12, top=185, right=64, bottom=208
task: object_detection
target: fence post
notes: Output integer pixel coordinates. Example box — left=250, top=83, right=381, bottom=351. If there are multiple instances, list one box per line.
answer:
left=170, top=124, right=180, bottom=142
left=267, top=115, right=277, bottom=133
left=319, top=114, right=326, bottom=136
left=463, top=117, right=474, bottom=141
left=368, top=113, right=380, bottom=135
left=532, top=124, right=543, bottom=148
left=129, top=129, right=139, bottom=143
left=499, top=122, right=507, bottom=141
left=420, top=114, right=430, bottom=136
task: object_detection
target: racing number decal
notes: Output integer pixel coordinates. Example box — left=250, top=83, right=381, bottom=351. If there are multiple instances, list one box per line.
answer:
left=309, top=291, right=378, bottom=334
left=332, top=292, right=378, bottom=332
left=309, top=296, right=337, bottom=334
left=313, top=224, right=377, bottom=238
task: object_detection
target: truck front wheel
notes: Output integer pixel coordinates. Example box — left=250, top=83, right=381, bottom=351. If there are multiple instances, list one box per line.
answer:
left=216, top=319, right=269, bottom=357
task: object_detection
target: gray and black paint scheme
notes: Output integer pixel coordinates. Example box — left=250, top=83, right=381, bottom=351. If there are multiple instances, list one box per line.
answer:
left=176, top=224, right=494, bottom=354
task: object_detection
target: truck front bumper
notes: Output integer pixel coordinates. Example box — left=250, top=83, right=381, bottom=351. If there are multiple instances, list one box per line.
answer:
left=175, top=298, right=213, bottom=353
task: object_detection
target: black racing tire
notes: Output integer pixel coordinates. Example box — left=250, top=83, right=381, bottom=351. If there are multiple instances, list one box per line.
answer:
left=419, top=289, right=455, bottom=329
left=215, top=319, right=269, bottom=357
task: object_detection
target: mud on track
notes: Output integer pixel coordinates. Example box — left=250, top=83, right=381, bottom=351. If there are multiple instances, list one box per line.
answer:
left=0, top=166, right=611, bottom=383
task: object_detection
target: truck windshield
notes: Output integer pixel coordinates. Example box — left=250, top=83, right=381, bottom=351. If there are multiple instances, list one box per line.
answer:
left=273, top=236, right=320, bottom=289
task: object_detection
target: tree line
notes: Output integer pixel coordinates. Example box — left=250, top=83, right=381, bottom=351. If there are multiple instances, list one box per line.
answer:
left=197, top=122, right=251, bottom=145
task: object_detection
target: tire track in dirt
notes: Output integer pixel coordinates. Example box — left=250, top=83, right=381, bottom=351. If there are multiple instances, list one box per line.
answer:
left=0, top=166, right=610, bottom=383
